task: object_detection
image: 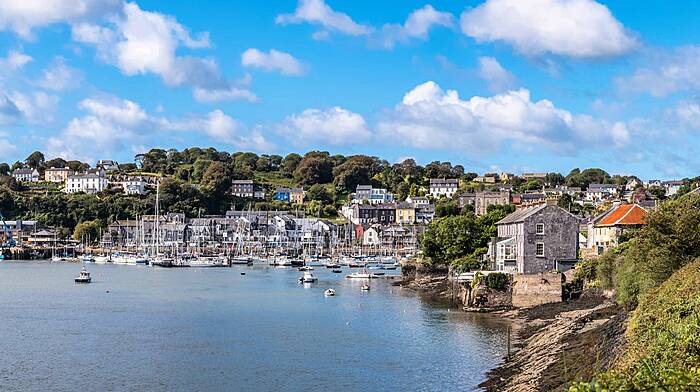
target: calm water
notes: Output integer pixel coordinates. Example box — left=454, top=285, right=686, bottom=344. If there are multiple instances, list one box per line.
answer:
left=0, top=261, right=508, bottom=392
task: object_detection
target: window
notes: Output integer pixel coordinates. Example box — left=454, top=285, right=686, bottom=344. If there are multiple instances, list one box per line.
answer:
left=536, top=223, right=545, bottom=235
left=536, top=242, right=545, bottom=257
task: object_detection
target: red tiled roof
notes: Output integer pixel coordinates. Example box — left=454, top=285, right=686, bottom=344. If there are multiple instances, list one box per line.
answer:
left=597, top=204, right=648, bottom=226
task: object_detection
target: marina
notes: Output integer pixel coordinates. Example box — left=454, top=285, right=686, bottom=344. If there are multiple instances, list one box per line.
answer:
left=0, top=260, right=509, bottom=392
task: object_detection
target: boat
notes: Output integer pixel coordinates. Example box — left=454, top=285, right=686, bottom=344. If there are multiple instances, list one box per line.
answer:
left=189, top=258, right=226, bottom=268
left=332, top=269, right=343, bottom=273
left=270, top=256, right=293, bottom=266
left=74, top=267, right=92, bottom=283
left=324, top=262, right=341, bottom=269
left=367, top=264, right=385, bottom=270
left=230, top=256, right=253, bottom=265
left=298, top=266, right=314, bottom=271
left=51, top=256, right=66, bottom=262
left=361, top=284, right=371, bottom=291
left=346, top=269, right=376, bottom=279
left=80, top=255, right=95, bottom=263
left=324, top=288, right=336, bottom=296
left=0, top=254, right=4, bottom=261
left=299, top=272, right=318, bottom=283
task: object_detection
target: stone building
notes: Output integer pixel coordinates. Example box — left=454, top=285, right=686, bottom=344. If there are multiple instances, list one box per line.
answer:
left=475, top=191, right=511, bottom=216
left=490, top=205, right=579, bottom=274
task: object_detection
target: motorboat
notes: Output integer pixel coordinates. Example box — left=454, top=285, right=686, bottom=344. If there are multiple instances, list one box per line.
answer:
left=324, top=262, right=341, bottom=268
left=332, top=269, right=343, bottom=273
left=299, top=272, right=318, bottom=283
left=189, top=258, right=226, bottom=268
left=298, top=266, right=314, bottom=271
left=346, top=272, right=374, bottom=279
left=271, top=257, right=293, bottom=266
left=230, top=256, right=253, bottom=265
left=324, top=288, right=336, bottom=296
left=74, top=267, right=92, bottom=283
left=367, top=264, right=385, bottom=270
left=51, top=256, right=67, bottom=262
left=361, top=284, right=371, bottom=291
left=80, top=255, right=95, bottom=263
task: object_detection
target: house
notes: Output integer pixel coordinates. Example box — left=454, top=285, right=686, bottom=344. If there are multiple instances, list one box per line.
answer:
left=96, top=160, right=119, bottom=172
left=458, top=193, right=476, bottom=208
left=543, top=186, right=582, bottom=196
left=123, top=178, right=147, bottom=195
left=500, top=173, right=515, bottom=182
left=429, top=178, right=459, bottom=199
left=231, top=180, right=265, bottom=199
left=586, top=183, right=618, bottom=202
left=274, top=187, right=304, bottom=204
left=475, top=191, right=511, bottom=216
left=351, top=185, right=394, bottom=205
left=588, top=203, right=648, bottom=255
left=343, top=204, right=396, bottom=225
left=490, top=205, right=579, bottom=274
left=45, top=167, right=72, bottom=183
left=521, top=173, right=547, bottom=181
left=625, top=178, right=641, bottom=191
left=514, top=192, right=548, bottom=208
left=12, top=168, right=40, bottom=183
left=361, top=225, right=381, bottom=246
left=395, top=202, right=416, bottom=224
left=64, top=173, right=109, bottom=194
left=406, top=196, right=429, bottom=207
left=663, top=180, right=685, bottom=197
left=415, top=203, right=435, bottom=224
left=474, top=175, right=497, bottom=184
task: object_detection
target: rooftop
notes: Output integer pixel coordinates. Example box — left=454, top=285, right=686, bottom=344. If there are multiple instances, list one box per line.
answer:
left=597, top=204, right=648, bottom=226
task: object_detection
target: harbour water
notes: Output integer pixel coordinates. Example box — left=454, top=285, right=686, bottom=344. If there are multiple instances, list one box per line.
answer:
left=0, top=261, right=509, bottom=391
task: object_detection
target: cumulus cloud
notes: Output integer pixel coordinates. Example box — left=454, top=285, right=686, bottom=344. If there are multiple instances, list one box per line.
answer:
left=276, top=0, right=371, bottom=37
left=72, top=2, right=255, bottom=102
left=9, top=91, right=60, bottom=124
left=376, top=5, right=454, bottom=48
left=277, top=106, right=372, bottom=146
left=35, top=57, right=83, bottom=91
left=0, top=0, right=121, bottom=38
left=241, top=49, right=306, bottom=76
left=477, top=56, right=516, bottom=93
left=460, top=0, right=637, bottom=58
left=616, top=46, right=700, bottom=97
left=0, top=50, right=33, bottom=71
left=376, top=81, right=630, bottom=153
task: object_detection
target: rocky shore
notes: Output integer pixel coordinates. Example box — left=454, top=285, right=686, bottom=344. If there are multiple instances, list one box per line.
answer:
left=399, top=264, right=628, bottom=391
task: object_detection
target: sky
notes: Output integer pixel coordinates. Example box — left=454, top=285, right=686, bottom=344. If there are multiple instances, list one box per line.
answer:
left=2, top=0, right=700, bottom=179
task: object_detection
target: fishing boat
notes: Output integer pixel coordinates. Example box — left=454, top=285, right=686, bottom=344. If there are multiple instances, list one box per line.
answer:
left=324, top=288, right=336, bottom=296
left=74, top=267, right=92, bottom=283
left=299, top=272, right=318, bottom=283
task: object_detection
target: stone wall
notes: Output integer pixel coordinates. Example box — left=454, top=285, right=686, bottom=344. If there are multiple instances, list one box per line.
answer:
left=512, top=272, right=563, bottom=307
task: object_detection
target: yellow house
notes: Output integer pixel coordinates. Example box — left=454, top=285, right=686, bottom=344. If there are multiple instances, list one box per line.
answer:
left=289, top=188, right=304, bottom=204
left=395, top=202, right=416, bottom=224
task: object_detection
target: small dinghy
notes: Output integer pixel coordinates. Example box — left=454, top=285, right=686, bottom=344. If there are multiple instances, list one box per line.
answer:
left=332, top=269, right=343, bottom=273
left=361, top=284, right=371, bottom=291
left=299, top=272, right=318, bottom=283
left=324, top=288, right=336, bottom=296
left=74, top=267, right=92, bottom=283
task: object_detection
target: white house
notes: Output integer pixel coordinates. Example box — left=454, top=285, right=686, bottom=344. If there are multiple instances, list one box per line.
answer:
left=351, top=185, right=394, bottom=205
left=429, top=178, right=459, bottom=198
left=12, top=168, right=40, bottom=183
left=362, top=226, right=381, bottom=246
left=406, top=196, right=430, bottom=206
left=663, top=180, right=684, bottom=197
left=64, top=173, right=109, bottom=194
left=123, top=178, right=147, bottom=195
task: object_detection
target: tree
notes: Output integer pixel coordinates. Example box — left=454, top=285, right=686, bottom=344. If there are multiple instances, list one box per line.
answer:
left=435, top=199, right=460, bottom=217
left=0, top=163, right=9, bottom=176
left=44, top=157, right=67, bottom=169
left=332, top=155, right=383, bottom=192
left=281, top=153, right=302, bottom=177
left=293, top=151, right=333, bottom=185
left=66, top=160, right=89, bottom=172
left=25, top=151, right=45, bottom=170
left=200, top=161, right=231, bottom=196
left=73, top=219, right=103, bottom=244
left=422, top=215, right=482, bottom=264
left=306, top=184, right=333, bottom=204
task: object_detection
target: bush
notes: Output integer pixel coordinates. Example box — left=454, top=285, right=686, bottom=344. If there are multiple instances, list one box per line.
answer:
left=569, top=365, right=700, bottom=391
left=484, top=272, right=509, bottom=291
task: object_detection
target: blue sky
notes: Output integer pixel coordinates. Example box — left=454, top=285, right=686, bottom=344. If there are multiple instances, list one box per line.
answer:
left=2, top=0, right=700, bottom=179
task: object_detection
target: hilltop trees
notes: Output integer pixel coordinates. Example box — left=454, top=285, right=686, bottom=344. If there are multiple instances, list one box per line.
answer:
left=293, top=151, right=333, bottom=185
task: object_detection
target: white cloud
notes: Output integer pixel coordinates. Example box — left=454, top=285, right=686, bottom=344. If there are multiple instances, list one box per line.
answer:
left=78, top=96, right=148, bottom=127
left=377, top=5, right=453, bottom=48
left=460, top=0, right=637, bottom=58
left=666, top=101, right=700, bottom=131
left=477, top=56, right=516, bottom=93
left=241, top=48, right=306, bottom=76
left=35, top=57, right=83, bottom=91
left=0, top=50, right=33, bottom=71
left=616, top=46, right=700, bottom=97
left=377, top=81, right=630, bottom=153
left=277, top=106, right=372, bottom=146
left=193, top=86, right=259, bottom=103
left=0, top=0, right=120, bottom=39
left=276, top=0, right=371, bottom=37
left=7, top=91, right=60, bottom=124
left=72, top=2, right=250, bottom=101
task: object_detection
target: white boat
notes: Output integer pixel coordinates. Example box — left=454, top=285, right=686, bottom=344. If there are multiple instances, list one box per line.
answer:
left=230, top=256, right=252, bottom=265
left=271, top=257, right=293, bottom=266
left=324, top=288, right=336, bottom=296
left=298, top=266, right=314, bottom=271
left=189, top=257, right=225, bottom=268
left=346, top=272, right=374, bottom=279
left=361, top=284, right=371, bottom=291
left=80, top=255, right=95, bottom=263
left=299, top=272, right=318, bottom=283
left=74, top=267, right=91, bottom=283
left=94, top=256, right=109, bottom=264
left=51, top=256, right=67, bottom=262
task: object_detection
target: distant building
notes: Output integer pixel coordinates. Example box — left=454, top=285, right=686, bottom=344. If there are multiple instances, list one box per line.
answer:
left=45, top=167, right=72, bottom=183
left=395, top=202, right=416, bottom=224
left=429, top=178, right=459, bottom=199
left=475, top=191, right=511, bottom=216
left=12, top=168, right=39, bottom=183
left=351, top=185, right=394, bottom=205
left=458, top=193, right=476, bottom=208
left=663, top=180, right=685, bottom=197
left=522, top=173, right=547, bottom=181
left=275, top=188, right=304, bottom=204
left=231, top=180, right=264, bottom=199
left=344, top=204, right=396, bottom=225
left=490, top=205, right=579, bottom=274
left=406, top=196, right=429, bottom=207
left=96, top=160, right=119, bottom=172
left=586, top=184, right=618, bottom=202
left=474, top=175, right=497, bottom=184
left=123, top=178, right=147, bottom=195
left=64, top=173, right=109, bottom=194
left=415, top=204, right=435, bottom=224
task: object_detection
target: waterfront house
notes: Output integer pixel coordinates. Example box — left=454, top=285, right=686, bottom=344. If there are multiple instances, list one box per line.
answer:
left=64, top=173, right=109, bottom=194
left=274, top=187, right=304, bottom=204
left=588, top=203, right=648, bottom=255
left=231, top=180, right=265, bottom=199
left=395, top=202, right=416, bottom=225
left=490, top=205, right=579, bottom=274
left=351, top=185, right=394, bottom=205
left=429, top=178, right=459, bottom=199
left=361, top=225, right=381, bottom=246
left=12, top=168, right=40, bottom=183
left=45, top=167, right=72, bottom=183
left=344, top=203, right=396, bottom=225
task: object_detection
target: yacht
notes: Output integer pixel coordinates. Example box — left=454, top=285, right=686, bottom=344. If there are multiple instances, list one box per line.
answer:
left=299, top=272, right=318, bottom=283
left=74, top=267, right=92, bottom=283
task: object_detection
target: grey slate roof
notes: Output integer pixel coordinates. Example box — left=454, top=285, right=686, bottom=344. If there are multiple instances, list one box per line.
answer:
left=496, top=204, right=548, bottom=225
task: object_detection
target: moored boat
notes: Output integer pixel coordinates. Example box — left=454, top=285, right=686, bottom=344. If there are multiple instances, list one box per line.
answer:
left=299, top=272, right=318, bottom=283
left=74, top=267, right=92, bottom=283
left=324, top=288, right=335, bottom=296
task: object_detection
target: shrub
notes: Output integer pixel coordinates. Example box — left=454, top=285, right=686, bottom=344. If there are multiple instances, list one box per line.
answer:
left=484, top=272, right=509, bottom=291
